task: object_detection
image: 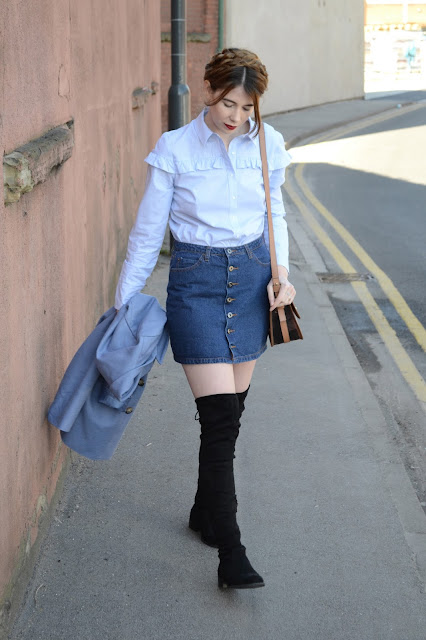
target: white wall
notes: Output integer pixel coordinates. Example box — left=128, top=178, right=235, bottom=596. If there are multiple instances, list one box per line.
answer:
left=225, top=0, right=365, bottom=115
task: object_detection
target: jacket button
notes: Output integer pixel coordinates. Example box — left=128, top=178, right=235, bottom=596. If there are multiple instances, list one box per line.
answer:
left=226, top=297, right=232, bottom=303
left=125, top=407, right=133, bottom=414
left=138, top=378, right=145, bottom=386
left=229, top=266, right=234, bottom=271
left=227, top=312, right=233, bottom=318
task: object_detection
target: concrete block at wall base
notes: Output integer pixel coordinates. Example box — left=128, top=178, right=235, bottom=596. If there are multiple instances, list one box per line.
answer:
left=3, top=123, right=74, bottom=205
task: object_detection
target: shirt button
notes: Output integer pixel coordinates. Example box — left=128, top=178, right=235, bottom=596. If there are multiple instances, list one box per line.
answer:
left=226, top=297, right=233, bottom=303
left=227, top=312, right=233, bottom=318
left=229, top=266, right=234, bottom=271
left=232, top=196, right=236, bottom=199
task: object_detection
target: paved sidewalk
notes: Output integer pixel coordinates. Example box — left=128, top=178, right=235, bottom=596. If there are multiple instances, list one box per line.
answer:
left=11, top=97, right=426, bottom=640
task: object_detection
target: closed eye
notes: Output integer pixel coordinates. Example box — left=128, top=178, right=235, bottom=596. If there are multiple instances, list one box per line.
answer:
left=223, top=100, right=253, bottom=111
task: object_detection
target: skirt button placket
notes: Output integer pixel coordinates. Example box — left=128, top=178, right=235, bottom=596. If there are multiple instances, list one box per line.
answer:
left=225, top=249, right=239, bottom=356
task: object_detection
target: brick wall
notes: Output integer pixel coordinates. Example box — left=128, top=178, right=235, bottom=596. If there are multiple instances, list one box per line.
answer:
left=161, top=0, right=219, bottom=131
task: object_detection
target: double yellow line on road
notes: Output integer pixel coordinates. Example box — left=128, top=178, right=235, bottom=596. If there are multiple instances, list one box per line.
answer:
left=285, top=104, right=426, bottom=403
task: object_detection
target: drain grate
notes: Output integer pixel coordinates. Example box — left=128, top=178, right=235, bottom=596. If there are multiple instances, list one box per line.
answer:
left=316, top=272, right=374, bottom=283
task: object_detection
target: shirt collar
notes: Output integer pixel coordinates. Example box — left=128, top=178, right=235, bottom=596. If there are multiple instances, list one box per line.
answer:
left=195, top=108, right=257, bottom=146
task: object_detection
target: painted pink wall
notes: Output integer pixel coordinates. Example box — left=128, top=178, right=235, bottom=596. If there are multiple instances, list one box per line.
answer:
left=0, top=0, right=160, bottom=607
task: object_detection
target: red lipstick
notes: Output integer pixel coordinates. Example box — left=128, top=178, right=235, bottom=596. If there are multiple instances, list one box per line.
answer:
left=225, top=124, right=236, bottom=130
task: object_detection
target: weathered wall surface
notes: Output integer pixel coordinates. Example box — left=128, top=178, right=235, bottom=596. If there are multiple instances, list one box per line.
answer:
left=225, top=0, right=365, bottom=115
left=0, top=1, right=160, bottom=630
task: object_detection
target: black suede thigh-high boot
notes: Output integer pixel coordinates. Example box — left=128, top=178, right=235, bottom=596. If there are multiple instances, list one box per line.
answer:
left=193, top=392, right=264, bottom=589
left=189, top=387, right=250, bottom=547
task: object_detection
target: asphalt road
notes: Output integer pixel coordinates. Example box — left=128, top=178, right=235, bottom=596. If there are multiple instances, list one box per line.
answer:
left=291, top=104, right=426, bottom=325
left=286, top=99, right=426, bottom=508
left=369, top=89, right=426, bottom=103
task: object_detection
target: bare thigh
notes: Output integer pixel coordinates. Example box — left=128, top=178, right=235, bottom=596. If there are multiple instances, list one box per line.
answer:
left=183, top=361, right=257, bottom=399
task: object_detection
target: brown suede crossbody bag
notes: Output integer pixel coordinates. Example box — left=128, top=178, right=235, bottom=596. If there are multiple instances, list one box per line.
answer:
left=259, top=123, right=303, bottom=346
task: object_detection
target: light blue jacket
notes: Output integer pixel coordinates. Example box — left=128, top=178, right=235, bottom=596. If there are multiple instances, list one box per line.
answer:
left=48, top=294, right=169, bottom=460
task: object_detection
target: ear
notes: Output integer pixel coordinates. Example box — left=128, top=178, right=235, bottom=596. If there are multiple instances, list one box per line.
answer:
left=203, top=79, right=213, bottom=105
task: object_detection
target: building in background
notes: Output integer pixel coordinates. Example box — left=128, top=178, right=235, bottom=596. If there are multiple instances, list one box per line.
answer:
left=225, top=0, right=364, bottom=115
left=161, top=0, right=364, bottom=129
left=365, top=1, right=426, bottom=92
left=366, top=0, right=426, bottom=24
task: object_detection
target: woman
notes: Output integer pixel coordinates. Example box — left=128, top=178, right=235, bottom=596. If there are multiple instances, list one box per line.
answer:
left=115, top=48, right=295, bottom=589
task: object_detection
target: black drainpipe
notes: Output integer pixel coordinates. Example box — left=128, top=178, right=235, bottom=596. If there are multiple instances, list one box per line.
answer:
left=168, top=0, right=190, bottom=251
left=168, top=0, right=191, bottom=131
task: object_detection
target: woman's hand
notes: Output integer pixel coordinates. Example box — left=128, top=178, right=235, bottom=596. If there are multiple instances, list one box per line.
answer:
left=267, top=266, right=296, bottom=311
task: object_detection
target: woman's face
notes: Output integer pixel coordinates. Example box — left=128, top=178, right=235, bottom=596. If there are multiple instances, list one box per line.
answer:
left=204, top=83, right=254, bottom=139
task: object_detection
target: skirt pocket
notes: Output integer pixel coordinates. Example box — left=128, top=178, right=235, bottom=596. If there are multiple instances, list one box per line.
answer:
left=170, top=250, right=204, bottom=272
left=251, top=240, right=271, bottom=267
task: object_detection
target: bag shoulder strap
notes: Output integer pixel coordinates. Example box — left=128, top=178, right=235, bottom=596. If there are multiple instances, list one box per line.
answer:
left=259, top=123, right=280, bottom=296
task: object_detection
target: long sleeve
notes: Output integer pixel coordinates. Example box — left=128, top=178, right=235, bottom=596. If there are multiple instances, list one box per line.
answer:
left=114, top=165, right=174, bottom=309
left=262, top=129, right=291, bottom=272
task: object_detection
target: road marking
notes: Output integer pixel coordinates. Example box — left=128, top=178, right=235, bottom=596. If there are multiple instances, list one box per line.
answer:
left=294, top=163, right=426, bottom=353
left=353, top=281, right=426, bottom=402
left=289, top=102, right=426, bottom=355
left=285, top=178, right=426, bottom=404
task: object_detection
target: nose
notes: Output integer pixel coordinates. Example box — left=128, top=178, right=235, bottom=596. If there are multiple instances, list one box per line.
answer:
left=230, top=109, right=244, bottom=124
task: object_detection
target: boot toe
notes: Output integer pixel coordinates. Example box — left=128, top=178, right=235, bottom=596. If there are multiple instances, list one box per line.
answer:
left=218, top=547, right=265, bottom=589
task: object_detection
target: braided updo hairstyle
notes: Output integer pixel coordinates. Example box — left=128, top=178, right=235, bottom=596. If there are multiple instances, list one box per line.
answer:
left=204, top=48, right=269, bottom=136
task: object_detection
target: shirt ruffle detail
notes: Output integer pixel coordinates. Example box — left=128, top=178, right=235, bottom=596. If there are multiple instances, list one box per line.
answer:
left=145, top=150, right=292, bottom=175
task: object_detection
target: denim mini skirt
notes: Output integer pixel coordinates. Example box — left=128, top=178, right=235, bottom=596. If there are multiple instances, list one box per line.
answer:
left=166, top=236, right=272, bottom=364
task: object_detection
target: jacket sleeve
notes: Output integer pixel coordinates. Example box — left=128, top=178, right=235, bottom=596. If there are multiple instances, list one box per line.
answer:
left=114, top=140, right=175, bottom=309
left=262, top=128, right=292, bottom=273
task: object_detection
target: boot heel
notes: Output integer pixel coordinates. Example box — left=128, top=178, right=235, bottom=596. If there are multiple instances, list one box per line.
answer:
left=218, top=576, right=227, bottom=589
left=189, top=506, right=218, bottom=548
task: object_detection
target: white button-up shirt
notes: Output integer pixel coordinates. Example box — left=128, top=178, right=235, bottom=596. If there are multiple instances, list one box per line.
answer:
left=115, top=109, right=292, bottom=309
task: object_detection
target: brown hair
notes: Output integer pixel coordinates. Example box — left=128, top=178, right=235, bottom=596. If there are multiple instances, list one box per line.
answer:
left=204, top=48, right=268, bottom=136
